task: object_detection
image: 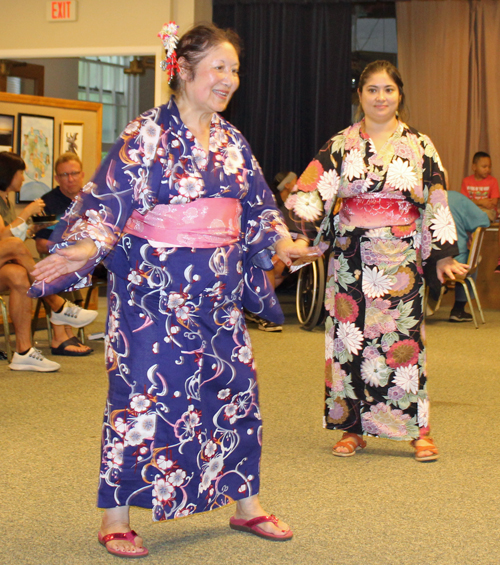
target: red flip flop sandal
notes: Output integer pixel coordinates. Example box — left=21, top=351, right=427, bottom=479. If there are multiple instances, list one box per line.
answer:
left=229, top=514, right=293, bottom=541
left=98, top=530, right=149, bottom=558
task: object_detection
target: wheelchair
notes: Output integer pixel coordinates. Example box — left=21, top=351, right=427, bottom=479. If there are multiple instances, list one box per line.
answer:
left=295, top=251, right=327, bottom=331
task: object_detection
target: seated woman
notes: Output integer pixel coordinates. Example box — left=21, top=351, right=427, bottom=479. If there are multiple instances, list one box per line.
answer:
left=0, top=152, right=98, bottom=369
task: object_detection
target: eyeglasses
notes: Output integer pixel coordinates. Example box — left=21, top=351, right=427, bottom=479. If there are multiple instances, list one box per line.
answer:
left=57, top=171, right=82, bottom=179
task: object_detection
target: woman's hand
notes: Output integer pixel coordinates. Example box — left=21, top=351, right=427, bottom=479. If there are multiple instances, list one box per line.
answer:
left=274, top=237, right=320, bottom=267
left=31, top=238, right=98, bottom=284
left=436, top=256, right=469, bottom=284
left=22, top=198, right=45, bottom=219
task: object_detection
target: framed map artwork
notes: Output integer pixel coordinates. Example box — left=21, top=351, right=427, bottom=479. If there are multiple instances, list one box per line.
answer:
left=17, top=113, right=54, bottom=203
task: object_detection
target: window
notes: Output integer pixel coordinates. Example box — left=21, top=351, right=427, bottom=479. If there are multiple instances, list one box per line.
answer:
left=78, top=56, right=139, bottom=151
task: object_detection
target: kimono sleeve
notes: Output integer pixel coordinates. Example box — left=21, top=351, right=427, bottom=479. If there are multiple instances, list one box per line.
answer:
left=288, top=133, right=343, bottom=241
left=28, top=110, right=165, bottom=298
left=239, top=139, right=289, bottom=324
left=420, top=135, right=459, bottom=299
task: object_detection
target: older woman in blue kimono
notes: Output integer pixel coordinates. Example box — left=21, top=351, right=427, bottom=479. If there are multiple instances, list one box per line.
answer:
left=31, top=23, right=311, bottom=558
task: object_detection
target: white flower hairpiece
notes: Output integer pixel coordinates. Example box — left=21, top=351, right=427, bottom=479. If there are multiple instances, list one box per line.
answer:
left=158, top=21, right=180, bottom=84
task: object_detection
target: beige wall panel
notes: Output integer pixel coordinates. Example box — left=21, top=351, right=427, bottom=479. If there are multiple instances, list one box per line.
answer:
left=0, top=92, right=102, bottom=188
left=2, top=0, right=173, bottom=52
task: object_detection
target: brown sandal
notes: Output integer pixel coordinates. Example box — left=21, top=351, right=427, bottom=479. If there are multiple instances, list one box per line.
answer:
left=410, top=437, right=439, bottom=462
left=332, top=432, right=367, bottom=457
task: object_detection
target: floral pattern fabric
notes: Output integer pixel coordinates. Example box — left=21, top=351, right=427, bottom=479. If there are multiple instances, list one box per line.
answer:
left=291, top=121, right=458, bottom=440
left=29, top=97, right=288, bottom=520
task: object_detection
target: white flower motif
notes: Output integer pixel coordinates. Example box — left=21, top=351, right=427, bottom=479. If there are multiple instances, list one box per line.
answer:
left=110, top=442, right=124, bottom=465
left=114, top=417, right=127, bottom=435
left=317, top=169, right=339, bottom=201
left=225, top=403, right=237, bottom=419
left=178, top=176, right=203, bottom=199
left=343, top=149, right=365, bottom=180
left=168, top=469, right=186, bottom=486
left=223, top=145, right=244, bottom=175
left=125, top=427, right=143, bottom=446
left=237, top=345, right=252, bottom=364
left=153, top=478, right=174, bottom=502
left=293, top=191, right=324, bottom=222
left=206, top=455, right=224, bottom=477
left=136, top=414, right=156, bottom=438
left=127, top=270, right=142, bottom=285
left=170, top=195, right=189, bottom=204
left=175, top=305, right=190, bottom=321
left=130, top=394, right=151, bottom=413
left=192, top=146, right=208, bottom=169
left=228, top=308, right=240, bottom=326
left=204, top=440, right=217, bottom=458
left=217, top=388, right=231, bottom=400
left=417, top=397, right=430, bottom=427
left=199, top=471, right=212, bottom=493
left=123, top=121, right=140, bottom=135
left=157, top=455, right=174, bottom=471
left=360, top=357, right=387, bottom=387
left=430, top=206, right=457, bottom=244
left=386, top=157, right=418, bottom=191
left=394, top=364, right=419, bottom=394
left=168, top=293, right=185, bottom=309
left=337, top=322, right=364, bottom=355
left=362, top=266, right=393, bottom=298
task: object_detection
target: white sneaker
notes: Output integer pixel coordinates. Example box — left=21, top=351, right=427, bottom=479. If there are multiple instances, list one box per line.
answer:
left=9, top=348, right=61, bottom=372
left=50, top=301, right=98, bottom=328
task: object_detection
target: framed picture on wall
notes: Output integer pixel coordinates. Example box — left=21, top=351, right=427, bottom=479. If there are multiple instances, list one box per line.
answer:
left=0, top=114, right=15, bottom=152
left=17, top=113, right=54, bottom=203
left=60, top=121, right=84, bottom=158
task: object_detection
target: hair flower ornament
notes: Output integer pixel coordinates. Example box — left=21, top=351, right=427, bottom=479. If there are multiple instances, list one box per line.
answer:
left=158, top=22, right=180, bottom=84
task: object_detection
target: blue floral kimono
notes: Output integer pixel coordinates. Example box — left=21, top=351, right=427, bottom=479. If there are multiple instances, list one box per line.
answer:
left=291, top=121, right=458, bottom=440
left=29, top=97, right=289, bottom=520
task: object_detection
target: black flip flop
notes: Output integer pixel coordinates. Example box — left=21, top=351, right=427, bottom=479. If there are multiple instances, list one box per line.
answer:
left=51, top=337, right=93, bottom=356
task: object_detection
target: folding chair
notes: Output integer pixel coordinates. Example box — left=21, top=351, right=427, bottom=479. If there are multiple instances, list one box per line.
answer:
left=443, top=226, right=486, bottom=329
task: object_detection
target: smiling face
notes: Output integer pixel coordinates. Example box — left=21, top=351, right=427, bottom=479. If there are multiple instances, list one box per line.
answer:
left=179, top=41, right=240, bottom=116
left=358, top=71, right=401, bottom=124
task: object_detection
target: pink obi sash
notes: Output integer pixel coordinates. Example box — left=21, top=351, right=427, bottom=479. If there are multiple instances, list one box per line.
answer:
left=339, top=193, right=420, bottom=229
left=123, top=198, right=242, bottom=248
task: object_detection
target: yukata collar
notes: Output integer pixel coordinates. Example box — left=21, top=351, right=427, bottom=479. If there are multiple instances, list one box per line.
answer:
left=357, top=118, right=405, bottom=142
left=167, top=95, right=221, bottom=148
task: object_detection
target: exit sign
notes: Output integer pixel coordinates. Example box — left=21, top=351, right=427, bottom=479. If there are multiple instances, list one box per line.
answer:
left=46, top=1, right=78, bottom=22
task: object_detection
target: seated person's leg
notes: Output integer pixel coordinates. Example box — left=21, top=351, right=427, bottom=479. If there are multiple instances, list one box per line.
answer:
left=0, top=263, right=33, bottom=353
left=0, top=237, right=37, bottom=272
left=449, top=275, right=475, bottom=323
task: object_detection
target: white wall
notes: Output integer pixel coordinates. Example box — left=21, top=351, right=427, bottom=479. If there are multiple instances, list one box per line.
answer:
left=1, top=0, right=212, bottom=104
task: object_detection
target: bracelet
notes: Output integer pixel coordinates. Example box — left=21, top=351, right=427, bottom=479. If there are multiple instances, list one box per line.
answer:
left=16, top=216, right=26, bottom=224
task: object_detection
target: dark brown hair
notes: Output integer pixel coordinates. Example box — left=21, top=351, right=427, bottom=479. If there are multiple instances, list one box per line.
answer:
left=169, top=23, right=242, bottom=92
left=0, top=152, right=26, bottom=192
left=355, top=60, right=407, bottom=122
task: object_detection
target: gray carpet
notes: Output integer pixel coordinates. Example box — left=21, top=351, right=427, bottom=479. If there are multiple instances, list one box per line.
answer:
left=1, top=292, right=499, bottom=565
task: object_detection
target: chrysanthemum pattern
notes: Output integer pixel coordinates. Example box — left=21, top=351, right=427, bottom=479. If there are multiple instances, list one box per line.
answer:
left=293, top=120, right=457, bottom=441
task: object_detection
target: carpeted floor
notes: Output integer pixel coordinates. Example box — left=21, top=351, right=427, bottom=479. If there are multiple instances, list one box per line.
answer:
left=1, top=291, right=499, bottom=565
